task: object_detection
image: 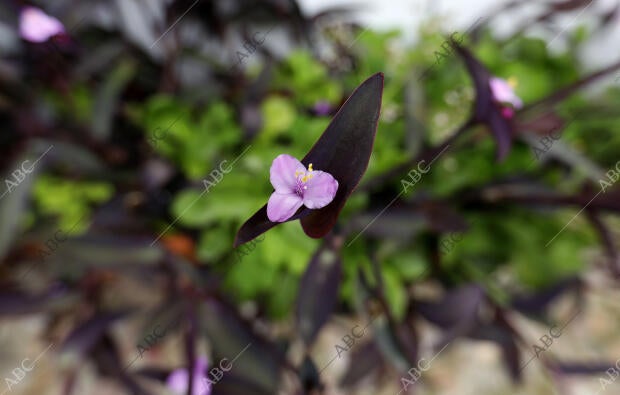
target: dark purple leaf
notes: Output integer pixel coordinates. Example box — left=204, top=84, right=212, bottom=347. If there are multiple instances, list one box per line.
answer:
left=551, top=0, right=594, bottom=12
left=339, top=341, right=384, bottom=388
left=586, top=212, right=620, bottom=276
left=184, top=306, right=198, bottom=395
left=355, top=269, right=418, bottom=374
left=299, top=73, right=384, bottom=237
left=61, top=310, right=131, bottom=357
left=416, top=284, right=484, bottom=330
left=601, top=4, right=620, bottom=28
left=199, top=299, right=285, bottom=394
left=296, top=237, right=343, bottom=345
left=515, top=111, right=566, bottom=136
left=299, top=355, right=323, bottom=393
left=92, top=335, right=154, bottom=395
left=0, top=285, right=68, bottom=316
left=523, top=59, right=620, bottom=113
left=346, top=198, right=468, bottom=240
left=450, top=40, right=513, bottom=160
left=470, top=323, right=521, bottom=382
left=211, top=372, right=274, bottom=395
left=419, top=200, right=470, bottom=233
left=234, top=73, right=384, bottom=246
left=511, top=277, right=583, bottom=316
left=555, top=362, right=619, bottom=375
left=134, top=367, right=173, bottom=382
left=0, top=153, right=39, bottom=260
left=487, top=108, right=513, bottom=160
left=580, top=186, right=620, bottom=212
left=372, top=319, right=418, bottom=374
left=348, top=207, right=427, bottom=240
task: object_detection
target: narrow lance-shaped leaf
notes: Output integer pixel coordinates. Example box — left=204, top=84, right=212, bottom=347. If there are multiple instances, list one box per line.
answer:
left=416, top=284, right=484, bottom=330
left=61, top=310, right=131, bottom=357
left=0, top=284, right=69, bottom=316
left=450, top=40, right=513, bottom=160
left=296, top=236, right=343, bottom=345
left=469, top=322, right=521, bottom=382
left=199, top=298, right=285, bottom=393
left=234, top=72, right=384, bottom=246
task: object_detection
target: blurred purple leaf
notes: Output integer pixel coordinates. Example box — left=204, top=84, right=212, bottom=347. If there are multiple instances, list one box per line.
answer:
left=296, top=237, right=343, bottom=345
left=555, top=362, right=620, bottom=375
left=0, top=285, right=68, bottom=316
left=199, top=298, right=285, bottom=393
left=451, top=41, right=513, bottom=160
left=470, top=322, right=521, bottom=382
left=299, top=355, right=323, bottom=393
left=61, top=310, right=130, bottom=357
left=416, top=284, right=484, bottom=330
left=511, top=277, right=583, bottom=316
left=92, top=334, right=154, bottom=395
left=210, top=372, right=274, bottom=395
left=339, top=341, right=384, bottom=388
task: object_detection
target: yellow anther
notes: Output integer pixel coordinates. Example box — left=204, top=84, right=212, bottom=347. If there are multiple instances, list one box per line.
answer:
left=507, top=77, right=518, bottom=88
left=298, top=163, right=315, bottom=183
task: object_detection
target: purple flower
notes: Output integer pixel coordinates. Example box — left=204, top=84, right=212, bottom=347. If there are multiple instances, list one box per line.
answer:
left=267, top=154, right=338, bottom=222
left=19, top=6, right=65, bottom=43
left=489, top=77, right=523, bottom=118
left=313, top=100, right=332, bottom=116
left=166, top=356, right=210, bottom=395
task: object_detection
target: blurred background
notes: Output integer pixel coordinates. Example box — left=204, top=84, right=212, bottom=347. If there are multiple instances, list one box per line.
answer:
left=1, top=0, right=620, bottom=394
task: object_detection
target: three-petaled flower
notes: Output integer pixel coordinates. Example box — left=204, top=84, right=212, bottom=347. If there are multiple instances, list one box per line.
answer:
left=166, top=356, right=210, bottom=395
left=267, top=154, right=338, bottom=222
left=489, top=76, right=523, bottom=119
left=19, top=6, right=65, bottom=43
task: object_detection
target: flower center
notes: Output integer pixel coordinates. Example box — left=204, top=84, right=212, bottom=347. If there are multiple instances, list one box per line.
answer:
left=293, top=163, right=314, bottom=196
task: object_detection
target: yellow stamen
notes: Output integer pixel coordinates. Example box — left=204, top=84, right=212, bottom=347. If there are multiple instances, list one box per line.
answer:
left=299, top=163, right=315, bottom=183
left=507, top=77, right=518, bottom=88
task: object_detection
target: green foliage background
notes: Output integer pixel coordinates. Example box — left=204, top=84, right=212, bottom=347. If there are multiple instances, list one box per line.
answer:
left=32, top=21, right=620, bottom=320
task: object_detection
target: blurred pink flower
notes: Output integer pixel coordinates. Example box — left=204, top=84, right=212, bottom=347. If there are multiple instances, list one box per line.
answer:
left=489, top=77, right=523, bottom=118
left=19, top=6, right=65, bottom=43
left=267, top=154, right=338, bottom=222
left=166, top=356, right=210, bottom=395
left=313, top=100, right=332, bottom=116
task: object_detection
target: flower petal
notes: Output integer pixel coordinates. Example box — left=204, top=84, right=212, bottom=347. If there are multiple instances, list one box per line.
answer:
left=19, top=7, right=65, bottom=43
left=489, top=77, right=522, bottom=109
left=267, top=192, right=304, bottom=222
left=194, top=356, right=209, bottom=373
left=166, top=370, right=210, bottom=395
left=166, top=369, right=189, bottom=394
left=302, top=171, right=338, bottom=209
left=270, top=154, right=305, bottom=193
left=166, top=356, right=210, bottom=395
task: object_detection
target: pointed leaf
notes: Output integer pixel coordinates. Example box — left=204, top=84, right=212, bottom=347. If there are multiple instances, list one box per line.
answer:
left=299, top=73, right=384, bottom=237
left=469, top=323, right=521, bottom=382
left=339, top=341, right=383, bottom=387
left=62, top=310, right=131, bottom=357
left=234, top=73, right=384, bottom=246
left=296, top=238, right=343, bottom=345
left=199, top=299, right=285, bottom=393
left=0, top=285, right=69, bottom=316
left=451, top=41, right=513, bottom=160
left=416, top=284, right=484, bottom=330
